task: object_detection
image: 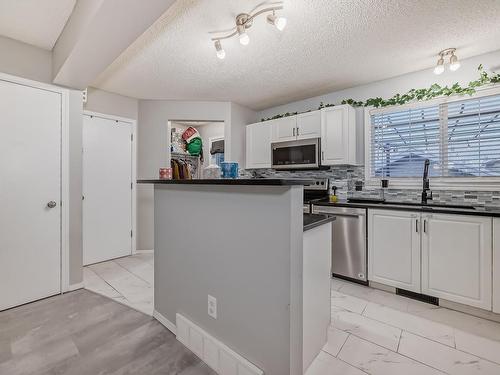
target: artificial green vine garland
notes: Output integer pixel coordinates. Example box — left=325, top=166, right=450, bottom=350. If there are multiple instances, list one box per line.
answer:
left=261, top=65, right=500, bottom=121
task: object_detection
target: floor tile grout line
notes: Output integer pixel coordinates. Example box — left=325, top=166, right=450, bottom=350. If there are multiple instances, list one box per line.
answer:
left=321, top=341, right=371, bottom=375
left=396, top=329, right=402, bottom=352
left=85, top=266, right=124, bottom=299
left=112, top=259, right=153, bottom=286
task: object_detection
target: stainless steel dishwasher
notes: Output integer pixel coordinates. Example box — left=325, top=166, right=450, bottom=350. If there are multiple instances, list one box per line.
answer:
left=312, top=205, right=367, bottom=283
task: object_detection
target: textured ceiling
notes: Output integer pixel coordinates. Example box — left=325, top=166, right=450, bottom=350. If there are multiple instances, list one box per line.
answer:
left=94, top=0, right=500, bottom=110
left=0, top=0, right=76, bottom=50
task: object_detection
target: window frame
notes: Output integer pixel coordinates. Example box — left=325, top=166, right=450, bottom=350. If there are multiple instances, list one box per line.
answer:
left=364, top=85, right=500, bottom=191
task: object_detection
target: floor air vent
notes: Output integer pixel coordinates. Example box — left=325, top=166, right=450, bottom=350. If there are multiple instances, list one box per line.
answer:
left=396, top=289, right=439, bottom=306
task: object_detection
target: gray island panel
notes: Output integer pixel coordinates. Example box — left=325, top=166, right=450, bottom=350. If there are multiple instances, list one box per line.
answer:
left=154, top=184, right=304, bottom=375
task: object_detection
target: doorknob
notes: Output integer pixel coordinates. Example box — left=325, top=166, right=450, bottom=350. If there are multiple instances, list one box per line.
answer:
left=47, top=201, right=57, bottom=208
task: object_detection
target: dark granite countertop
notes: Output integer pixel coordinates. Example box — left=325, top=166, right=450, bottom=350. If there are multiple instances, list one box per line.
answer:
left=138, top=178, right=314, bottom=186
left=312, top=199, right=500, bottom=218
left=303, top=213, right=336, bottom=231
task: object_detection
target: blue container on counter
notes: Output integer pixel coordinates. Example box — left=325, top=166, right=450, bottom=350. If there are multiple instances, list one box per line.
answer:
left=220, top=162, right=239, bottom=179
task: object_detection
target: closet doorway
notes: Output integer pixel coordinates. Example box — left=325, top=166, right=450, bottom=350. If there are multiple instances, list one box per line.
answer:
left=83, top=112, right=137, bottom=265
left=168, top=120, right=225, bottom=179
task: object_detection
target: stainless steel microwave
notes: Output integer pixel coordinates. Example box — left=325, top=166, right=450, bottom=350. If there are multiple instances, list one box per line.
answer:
left=271, top=138, right=321, bottom=170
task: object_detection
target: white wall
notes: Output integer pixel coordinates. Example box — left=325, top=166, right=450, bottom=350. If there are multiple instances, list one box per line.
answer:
left=196, top=122, right=225, bottom=169
left=136, top=100, right=256, bottom=250
left=84, top=87, right=138, bottom=119
left=0, top=35, right=52, bottom=84
left=257, top=49, right=500, bottom=120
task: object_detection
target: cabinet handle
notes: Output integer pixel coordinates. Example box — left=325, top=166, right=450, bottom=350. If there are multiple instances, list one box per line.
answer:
left=423, top=219, right=427, bottom=233
left=293, top=128, right=295, bottom=136
left=296, top=127, right=299, bottom=136
left=322, top=151, right=325, bottom=161
left=416, top=219, right=419, bottom=233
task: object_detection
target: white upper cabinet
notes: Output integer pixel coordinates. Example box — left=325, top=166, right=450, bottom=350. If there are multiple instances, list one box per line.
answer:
left=368, top=209, right=421, bottom=293
left=296, top=110, right=321, bottom=140
left=271, top=116, right=297, bottom=142
left=320, top=105, right=359, bottom=165
left=421, top=214, right=492, bottom=310
left=270, top=110, right=321, bottom=142
left=494, top=218, right=500, bottom=314
left=246, top=122, right=272, bottom=169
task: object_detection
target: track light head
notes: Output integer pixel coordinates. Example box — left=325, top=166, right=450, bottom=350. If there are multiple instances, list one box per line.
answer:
left=267, top=12, right=287, bottom=31
left=449, top=53, right=460, bottom=71
left=434, top=56, right=445, bottom=75
left=214, top=40, right=225, bottom=59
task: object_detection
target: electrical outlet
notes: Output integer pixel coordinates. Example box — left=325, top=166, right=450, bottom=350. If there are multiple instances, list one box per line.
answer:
left=208, top=295, right=217, bottom=319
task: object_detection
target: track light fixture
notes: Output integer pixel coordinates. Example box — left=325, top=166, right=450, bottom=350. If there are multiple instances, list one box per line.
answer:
left=434, top=48, right=460, bottom=75
left=210, top=1, right=286, bottom=59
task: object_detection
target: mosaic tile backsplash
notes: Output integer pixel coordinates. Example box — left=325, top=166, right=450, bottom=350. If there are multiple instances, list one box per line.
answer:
left=240, top=166, right=500, bottom=208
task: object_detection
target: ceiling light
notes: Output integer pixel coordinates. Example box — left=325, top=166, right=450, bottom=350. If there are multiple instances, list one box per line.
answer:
left=214, top=40, right=225, bottom=59
left=267, top=12, right=287, bottom=31
left=449, top=53, right=461, bottom=71
left=237, top=24, right=250, bottom=46
left=433, top=48, right=460, bottom=75
left=434, top=57, right=445, bottom=75
left=209, top=2, right=285, bottom=56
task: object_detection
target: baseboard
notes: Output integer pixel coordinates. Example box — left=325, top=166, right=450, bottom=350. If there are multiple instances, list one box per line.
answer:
left=176, top=313, right=263, bottom=375
left=153, top=310, right=177, bottom=334
left=66, top=282, right=84, bottom=292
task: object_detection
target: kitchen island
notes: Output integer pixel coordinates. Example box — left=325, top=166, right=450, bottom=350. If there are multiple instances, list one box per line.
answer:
left=139, top=179, right=334, bottom=375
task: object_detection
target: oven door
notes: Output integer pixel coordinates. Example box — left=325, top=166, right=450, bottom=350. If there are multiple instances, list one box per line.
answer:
left=271, top=138, right=320, bottom=170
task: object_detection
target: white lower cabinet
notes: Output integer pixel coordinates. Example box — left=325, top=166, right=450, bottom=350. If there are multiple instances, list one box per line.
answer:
left=368, top=209, right=493, bottom=311
left=421, top=214, right=492, bottom=310
left=368, top=210, right=421, bottom=292
left=492, top=218, right=500, bottom=313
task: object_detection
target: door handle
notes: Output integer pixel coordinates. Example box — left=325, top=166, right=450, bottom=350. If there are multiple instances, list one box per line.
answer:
left=47, top=201, right=57, bottom=208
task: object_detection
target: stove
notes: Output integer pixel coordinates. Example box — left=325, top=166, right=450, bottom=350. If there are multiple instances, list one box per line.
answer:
left=303, top=178, right=329, bottom=213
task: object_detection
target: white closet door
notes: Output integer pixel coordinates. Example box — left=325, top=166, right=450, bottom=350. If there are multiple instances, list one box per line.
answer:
left=83, top=115, right=132, bottom=265
left=0, top=79, right=62, bottom=311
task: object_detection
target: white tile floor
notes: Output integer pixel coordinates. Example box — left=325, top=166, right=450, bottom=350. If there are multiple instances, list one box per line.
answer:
left=83, top=251, right=154, bottom=315
left=84, top=255, right=500, bottom=375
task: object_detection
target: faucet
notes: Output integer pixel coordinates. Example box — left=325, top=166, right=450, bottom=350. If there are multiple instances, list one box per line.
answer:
left=421, top=159, right=433, bottom=204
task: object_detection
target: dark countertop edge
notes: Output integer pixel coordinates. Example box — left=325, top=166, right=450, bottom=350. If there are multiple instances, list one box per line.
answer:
left=312, top=199, right=500, bottom=218
left=303, top=213, right=336, bottom=232
left=137, top=179, right=314, bottom=186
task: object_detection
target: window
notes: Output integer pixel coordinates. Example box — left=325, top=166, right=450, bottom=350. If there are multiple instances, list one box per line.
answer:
left=369, top=92, right=500, bottom=179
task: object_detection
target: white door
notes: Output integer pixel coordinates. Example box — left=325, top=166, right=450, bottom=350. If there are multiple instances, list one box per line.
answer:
left=320, top=106, right=347, bottom=165
left=368, top=209, right=421, bottom=292
left=271, top=116, right=297, bottom=142
left=421, top=214, right=492, bottom=310
left=246, top=122, right=272, bottom=169
left=83, top=115, right=132, bottom=265
left=0, top=79, right=62, bottom=311
left=296, top=110, right=321, bottom=140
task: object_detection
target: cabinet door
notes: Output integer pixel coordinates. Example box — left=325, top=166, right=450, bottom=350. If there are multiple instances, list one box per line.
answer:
left=271, top=116, right=297, bottom=142
left=296, top=110, right=321, bottom=140
left=320, top=106, right=348, bottom=165
left=368, top=210, right=421, bottom=292
left=245, top=122, right=272, bottom=169
left=494, top=218, right=500, bottom=313
left=422, top=214, right=492, bottom=310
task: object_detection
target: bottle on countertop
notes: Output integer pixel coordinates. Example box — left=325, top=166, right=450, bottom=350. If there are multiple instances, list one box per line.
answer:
left=329, top=186, right=338, bottom=203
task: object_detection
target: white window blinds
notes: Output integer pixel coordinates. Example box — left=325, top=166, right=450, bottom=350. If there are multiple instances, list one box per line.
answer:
left=370, top=93, right=500, bottom=178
